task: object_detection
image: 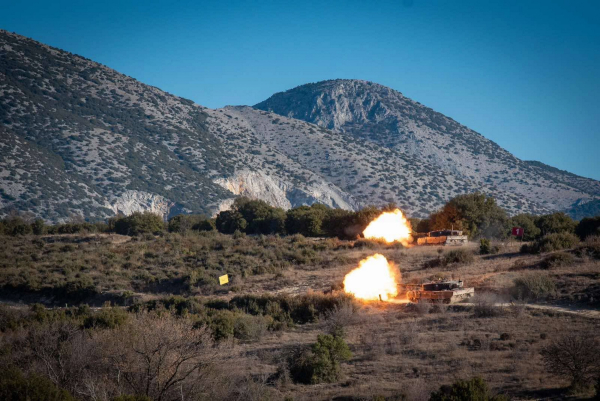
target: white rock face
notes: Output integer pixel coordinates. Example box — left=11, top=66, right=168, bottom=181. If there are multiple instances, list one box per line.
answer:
left=214, top=169, right=356, bottom=211
left=108, top=190, right=173, bottom=219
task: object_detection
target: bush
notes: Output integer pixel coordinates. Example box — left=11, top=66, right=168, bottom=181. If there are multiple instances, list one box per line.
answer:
left=511, top=274, right=556, bottom=300
left=540, top=334, right=600, bottom=391
left=168, top=214, right=208, bottom=233
left=541, top=252, right=575, bottom=269
left=429, top=377, right=507, bottom=401
left=576, top=216, right=600, bottom=240
left=443, top=249, right=474, bottom=265
left=479, top=238, right=499, bottom=255
left=31, top=218, right=46, bottom=235
left=509, top=214, right=541, bottom=241
left=0, top=367, right=75, bottom=401
left=536, top=212, right=577, bottom=235
left=285, top=204, right=329, bottom=237
left=110, top=212, right=165, bottom=236
left=288, top=334, right=352, bottom=384
left=522, top=232, right=580, bottom=254
left=83, top=305, right=128, bottom=329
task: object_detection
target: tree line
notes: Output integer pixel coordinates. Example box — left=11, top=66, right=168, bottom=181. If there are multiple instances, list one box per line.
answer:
left=1, top=194, right=599, bottom=242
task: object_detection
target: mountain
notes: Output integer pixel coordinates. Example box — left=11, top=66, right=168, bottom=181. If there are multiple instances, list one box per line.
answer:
left=0, top=31, right=598, bottom=223
left=255, top=80, right=600, bottom=218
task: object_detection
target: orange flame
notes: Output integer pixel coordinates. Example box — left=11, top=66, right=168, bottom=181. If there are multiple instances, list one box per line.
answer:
left=363, top=209, right=412, bottom=245
left=343, top=254, right=400, bottom=301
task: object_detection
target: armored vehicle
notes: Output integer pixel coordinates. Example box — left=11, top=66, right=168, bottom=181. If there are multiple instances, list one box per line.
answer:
left=415, top=229, right=468, bottom=246
left=405, top=280, right=474, bottom=304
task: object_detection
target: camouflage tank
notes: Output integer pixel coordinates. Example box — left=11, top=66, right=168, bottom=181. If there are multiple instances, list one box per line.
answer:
left=415, top=229, right=468, bottom=246
left=405, top=280, right=474, bottom=304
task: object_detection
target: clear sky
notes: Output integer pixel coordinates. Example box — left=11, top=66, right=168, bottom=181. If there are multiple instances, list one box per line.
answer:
left=1, top=0, right=599, bottom=180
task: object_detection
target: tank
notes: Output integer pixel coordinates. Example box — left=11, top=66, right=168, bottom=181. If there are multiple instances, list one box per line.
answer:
left=415, top=229, right=468, bottom=246
left=405, top=280, right=474, bottom=304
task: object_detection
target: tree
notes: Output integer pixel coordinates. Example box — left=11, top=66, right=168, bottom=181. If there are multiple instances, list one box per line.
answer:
left=215, top=210, right=247, bottom=234
left=168, top=214, right=207, bottom=233
left=101, top=312, right=218, bottom=401
left=509, top=214, right=541, bottom=241
left=286, top=204, right=329, bottom=237
left=429, top=193, right=509, bottom=239
left=540, top=334, right=600, bottom=390
left=536, top=212, right=577, bottom=236
left=575, top=216, right=600, bottom=240
left=234, top=197, right=286, bottom=235
left=111, top=212, right=165, bottom=236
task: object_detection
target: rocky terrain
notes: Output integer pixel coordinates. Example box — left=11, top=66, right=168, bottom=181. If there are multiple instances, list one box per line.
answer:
left=1, top=31, right=598, bottom=222
left=256, top=80, right=600, bottom=217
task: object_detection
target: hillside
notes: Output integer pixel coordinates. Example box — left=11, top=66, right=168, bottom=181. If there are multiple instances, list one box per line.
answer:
left=1, top=31, right=598, bottom=222
left=255, top=79, right=600, bottom=217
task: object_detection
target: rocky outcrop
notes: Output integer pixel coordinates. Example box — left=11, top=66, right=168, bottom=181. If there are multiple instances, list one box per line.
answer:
left=108, top=191, right=173, bottom=219
left=214, top=169, right=357, bottom=211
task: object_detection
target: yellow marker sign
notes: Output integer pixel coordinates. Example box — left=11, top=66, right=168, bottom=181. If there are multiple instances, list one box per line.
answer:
left=219, top=274, right=229, bottom=285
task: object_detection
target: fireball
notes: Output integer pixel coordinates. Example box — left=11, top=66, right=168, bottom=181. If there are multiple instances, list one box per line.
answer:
left=363, top=209, right=412, bottom=245
left=343, top=254, right=399, bottom=301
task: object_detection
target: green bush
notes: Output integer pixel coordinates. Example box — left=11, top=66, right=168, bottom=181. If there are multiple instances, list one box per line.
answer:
left=110, top=212, right=165, bottom=236
left=0, top=367, right=75, bottom=401
left=511, top=274, right=556, bottom=300
left=522, top=232, right=580, bottom=254
left=429, top=377, right=507, bottom=401
left=536, top=212, right=577, bottom=235
left=509, top=214, right=541, bottom=241
left=288, top=334, right=352, bottom=384
left=285, top=204, right=329, bottom=237
left=479, top=238, right=499, bottom=255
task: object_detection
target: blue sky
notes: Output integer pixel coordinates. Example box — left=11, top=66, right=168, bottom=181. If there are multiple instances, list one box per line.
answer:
left=2, top=0, right=599, bottom=180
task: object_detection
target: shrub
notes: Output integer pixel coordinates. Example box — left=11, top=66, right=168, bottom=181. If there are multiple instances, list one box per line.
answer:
left=0, top=366, right=75, bottom=401
left=522, top=232, right=580, bottom=254
left=31, top=218, right=46, bottom=235
left=288, top=334, right=352, bottom=384
left=479, top=238, right=499, bottom=255
left=83, top=305, right=128, bottom=329
left=429, top=377, right=507, bottom=401
left=540, top=334, right=600, bottom=391
left=575, top=236, right=600, bottom=259
left=541, top=252, right=575, bottom=269
left=576, top=217, right=600, bottom=240
left=509, top=214, right=541, bottom=241
left=111, top=212, right=165, bottom=236
left=536, top=212, right=577, bottom=235
left=233, top=314, right=269, bottom=341
left=168, top=214, right=208, bottom=233
left=511, top=274, right=556, bottom=300
left=443, top=249, right=474, bottom=265
left=285, top=204, right=329, bottom=237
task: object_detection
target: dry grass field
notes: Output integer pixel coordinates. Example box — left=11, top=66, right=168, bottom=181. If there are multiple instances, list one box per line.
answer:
left=1, top=232, right=599, bottom=400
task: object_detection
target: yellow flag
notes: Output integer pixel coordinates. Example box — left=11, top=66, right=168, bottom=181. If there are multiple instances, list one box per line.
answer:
left=219, top=274, right=229, bottom=285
